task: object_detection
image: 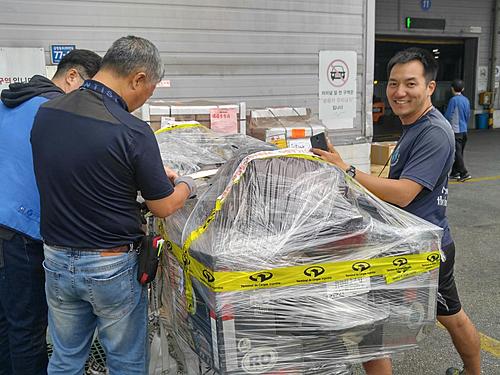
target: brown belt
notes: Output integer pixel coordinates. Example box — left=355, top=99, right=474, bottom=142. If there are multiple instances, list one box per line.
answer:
left=100, top=245, right=131, bottom=256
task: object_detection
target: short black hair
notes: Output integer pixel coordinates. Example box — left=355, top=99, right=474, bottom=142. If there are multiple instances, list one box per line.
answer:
left=53, top=49, right=102, bottom=80
left=386, top=47, right=438, bottom=83
left=452, top=79, right=465, bottom=92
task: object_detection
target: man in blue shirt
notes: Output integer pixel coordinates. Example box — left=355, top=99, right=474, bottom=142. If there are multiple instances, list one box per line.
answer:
left=31, top=36, right=195, bottom=375
left=445, top=79, right=471, bottom=182
left=0, top=50, right=101, bottom=375
left=313, top=48, right=480, bottom=375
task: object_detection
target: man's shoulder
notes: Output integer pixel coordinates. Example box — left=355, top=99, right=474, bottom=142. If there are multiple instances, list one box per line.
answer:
left=406, top=111, right=453, bottom=150
left=0, top=95, right=48, bottom=117
left=103, top=98, right=153, bottom=136
left=459, top=94, right=471, bottom=106
left=38, top=90, right=73, bottom=110
left=427, top=110, right=453, bottom=132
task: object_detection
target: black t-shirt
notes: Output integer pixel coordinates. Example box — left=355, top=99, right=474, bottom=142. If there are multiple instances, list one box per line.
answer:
left=388, top=108, right=454, bottom=246
left=31, top=80, right=173, bottom=249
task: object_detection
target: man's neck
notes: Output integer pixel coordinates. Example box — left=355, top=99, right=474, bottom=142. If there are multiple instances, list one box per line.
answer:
left=92, top=71, right=127, bottom=100
left=51, top=76, right=67, bottom=93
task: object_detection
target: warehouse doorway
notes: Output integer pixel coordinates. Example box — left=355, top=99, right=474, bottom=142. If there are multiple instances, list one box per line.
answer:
left=373, top=36, right=478, bottom=141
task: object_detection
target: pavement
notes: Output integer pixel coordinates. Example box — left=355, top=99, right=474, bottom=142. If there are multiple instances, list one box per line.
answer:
left=353, top=128, right=500, bottom=374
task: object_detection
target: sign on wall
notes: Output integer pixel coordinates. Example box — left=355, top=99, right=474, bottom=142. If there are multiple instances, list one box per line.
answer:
left=477, top=66, right=488, bottom=92
left=319, top=50, right=357, bottom=129
left=0, top=47, right=45, bottom=89
left=421, top=0, right=432, bottom=11
left=50, top=44, right=75, bottom=64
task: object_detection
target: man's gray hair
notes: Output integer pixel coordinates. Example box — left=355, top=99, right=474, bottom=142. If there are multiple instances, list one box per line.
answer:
left=101, top=35, right=164, bottom=82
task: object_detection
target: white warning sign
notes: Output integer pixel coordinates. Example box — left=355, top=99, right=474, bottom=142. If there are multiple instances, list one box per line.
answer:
left=319, top=51, right=357, bottom=129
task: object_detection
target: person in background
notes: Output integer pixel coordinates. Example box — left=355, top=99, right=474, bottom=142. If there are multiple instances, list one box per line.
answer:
left=312, top=48, right=480, bottom=375
left=31, top=36, right=195, bottom=375
left=445, top=79, right=471, bottom=182
left=0, top=49, right=101, bottom=375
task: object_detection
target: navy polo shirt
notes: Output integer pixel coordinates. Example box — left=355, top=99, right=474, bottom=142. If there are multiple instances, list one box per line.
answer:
left=389, top=108, right=454, bottom=246
left=31, top=80, right=173, bottom=249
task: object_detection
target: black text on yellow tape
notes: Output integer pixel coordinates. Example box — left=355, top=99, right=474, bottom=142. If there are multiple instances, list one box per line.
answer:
left=162, top=237, right=440, bottom=293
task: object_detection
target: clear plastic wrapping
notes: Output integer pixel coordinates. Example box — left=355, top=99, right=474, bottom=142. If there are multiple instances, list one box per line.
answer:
left=156, top=122, right=271, bottom=176
left=157, top=130, right=442, bottom=374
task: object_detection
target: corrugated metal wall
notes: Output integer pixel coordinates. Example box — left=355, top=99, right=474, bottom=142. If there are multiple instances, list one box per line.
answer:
left=0, top=0, right=374, bottom=141
left=375, top=0, right=496, bottom=109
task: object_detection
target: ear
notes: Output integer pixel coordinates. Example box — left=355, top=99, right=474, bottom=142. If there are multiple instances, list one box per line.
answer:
left=65, top=68, right=80, bottom=86
left=427, top=80, right=436, bottom=96
left=131, top=72, right=147, bottom=90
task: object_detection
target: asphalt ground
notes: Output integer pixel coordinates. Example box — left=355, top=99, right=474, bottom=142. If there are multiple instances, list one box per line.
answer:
left=353, top=129, right=500, bottom=374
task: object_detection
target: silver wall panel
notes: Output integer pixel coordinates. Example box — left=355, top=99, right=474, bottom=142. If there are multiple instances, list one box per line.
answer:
left=0, top=0, right=373, bottom=141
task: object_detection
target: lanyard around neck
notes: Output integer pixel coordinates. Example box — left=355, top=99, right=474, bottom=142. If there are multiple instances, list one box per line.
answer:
left=81, top=80, right=129, bottom=112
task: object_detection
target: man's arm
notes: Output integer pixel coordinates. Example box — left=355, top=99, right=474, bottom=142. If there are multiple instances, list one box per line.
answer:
left=311, top=147, right=423, bottom=208
left=145, top=166, right=194, bottom=218
left=444, top=97, right=456, bottom=122
left=146, top=184, right=190, bottom=218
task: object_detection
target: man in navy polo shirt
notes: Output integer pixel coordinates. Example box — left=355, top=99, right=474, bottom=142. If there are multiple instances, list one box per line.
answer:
left=31, top=36, right=194, bottom=375
left=312, top=48, right=480, bottom=375
left=0, top=49, right=101, bottom=375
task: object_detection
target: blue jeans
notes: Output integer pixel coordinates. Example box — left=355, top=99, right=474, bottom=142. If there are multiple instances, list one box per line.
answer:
left=43, top=245, right=148, bottom=375
left=0, top=230, right=48, bottom=375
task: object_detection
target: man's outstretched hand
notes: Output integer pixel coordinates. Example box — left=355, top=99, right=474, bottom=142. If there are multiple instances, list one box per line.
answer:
left=164, top=165, right=179, bottom=184
left=311, top=140, right=349, bottom=171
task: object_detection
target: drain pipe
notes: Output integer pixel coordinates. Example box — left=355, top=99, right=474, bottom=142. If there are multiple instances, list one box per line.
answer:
left=488, top=0, right=500, bottom=128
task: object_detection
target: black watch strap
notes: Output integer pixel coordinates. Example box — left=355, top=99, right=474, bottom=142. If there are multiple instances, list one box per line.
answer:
left=346, top=165, right=356, bottom=178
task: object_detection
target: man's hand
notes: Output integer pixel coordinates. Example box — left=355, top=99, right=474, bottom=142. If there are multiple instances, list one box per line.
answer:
left=311, top=141, right=349, bottom=171
left=164, top=165, right=178, bottom=184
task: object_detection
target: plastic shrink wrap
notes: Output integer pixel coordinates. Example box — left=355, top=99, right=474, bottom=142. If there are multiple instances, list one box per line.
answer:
left=156, top=125, right=442, bottom=375
left=156, top=122, right=266, bottom=176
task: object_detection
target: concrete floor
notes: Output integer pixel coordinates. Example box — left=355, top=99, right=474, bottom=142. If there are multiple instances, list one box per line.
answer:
left=353, top=129, right=500, bottom=374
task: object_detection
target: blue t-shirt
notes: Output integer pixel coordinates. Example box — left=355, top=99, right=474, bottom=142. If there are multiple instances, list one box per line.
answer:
left=388, top=108, right=454, bottom=246
left=31, top=80, right=174, bottom=249
left=444, top=93, right=470, bottom=133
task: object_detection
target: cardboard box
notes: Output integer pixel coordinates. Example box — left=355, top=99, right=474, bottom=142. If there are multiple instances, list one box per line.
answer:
left=370, top=163, right=389, bottom=178
left=248, top=108, right=326, bottom=149
left=370, top=142, right=397, bottom=165
left=133, top=100, right=245, bottom=133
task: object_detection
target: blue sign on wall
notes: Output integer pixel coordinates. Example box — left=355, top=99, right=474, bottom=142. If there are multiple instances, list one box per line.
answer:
left=421, top=0, right=432, bottom=11
left=50, top=44, right=76, bottom=64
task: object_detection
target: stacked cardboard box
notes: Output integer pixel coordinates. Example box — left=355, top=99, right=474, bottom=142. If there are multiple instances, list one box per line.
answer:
left=248, top=108, right=326, bottom=149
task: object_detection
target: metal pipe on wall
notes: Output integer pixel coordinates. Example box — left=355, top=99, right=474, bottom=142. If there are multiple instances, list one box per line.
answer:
left=488, top=0, right=500, bottom=127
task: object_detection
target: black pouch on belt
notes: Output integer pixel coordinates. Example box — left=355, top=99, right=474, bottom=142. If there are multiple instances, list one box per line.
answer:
left=137, top=234, right=163, bottom=285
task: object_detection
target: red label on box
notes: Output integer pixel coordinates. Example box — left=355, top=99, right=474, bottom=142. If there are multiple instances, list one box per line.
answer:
left=210, top=108, right=238, bottom=133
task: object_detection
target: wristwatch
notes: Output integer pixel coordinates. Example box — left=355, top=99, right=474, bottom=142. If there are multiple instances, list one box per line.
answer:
left=346, top=165, right=356, bottom=178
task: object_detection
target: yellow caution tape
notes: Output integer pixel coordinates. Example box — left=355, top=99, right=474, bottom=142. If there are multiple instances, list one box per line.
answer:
left=162, top=236, right=440, bottom=292
left=154, top=122, right=205, bottom=134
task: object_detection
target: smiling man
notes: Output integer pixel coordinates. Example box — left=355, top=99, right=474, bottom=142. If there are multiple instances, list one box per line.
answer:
left=312, top=48, right=480, bottom=375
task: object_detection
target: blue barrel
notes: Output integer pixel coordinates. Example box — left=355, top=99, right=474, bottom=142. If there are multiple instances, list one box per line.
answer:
left=475, top=113, right=489, bottom=129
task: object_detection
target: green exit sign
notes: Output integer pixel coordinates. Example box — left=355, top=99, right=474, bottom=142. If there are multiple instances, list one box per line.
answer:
left=405, top=17, right=446, bottom=30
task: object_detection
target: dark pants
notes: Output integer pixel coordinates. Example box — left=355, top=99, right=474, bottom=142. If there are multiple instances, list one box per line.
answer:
left=451, top=132, right=468, bottom=177
left=0, top=229, right=48, bottom=375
